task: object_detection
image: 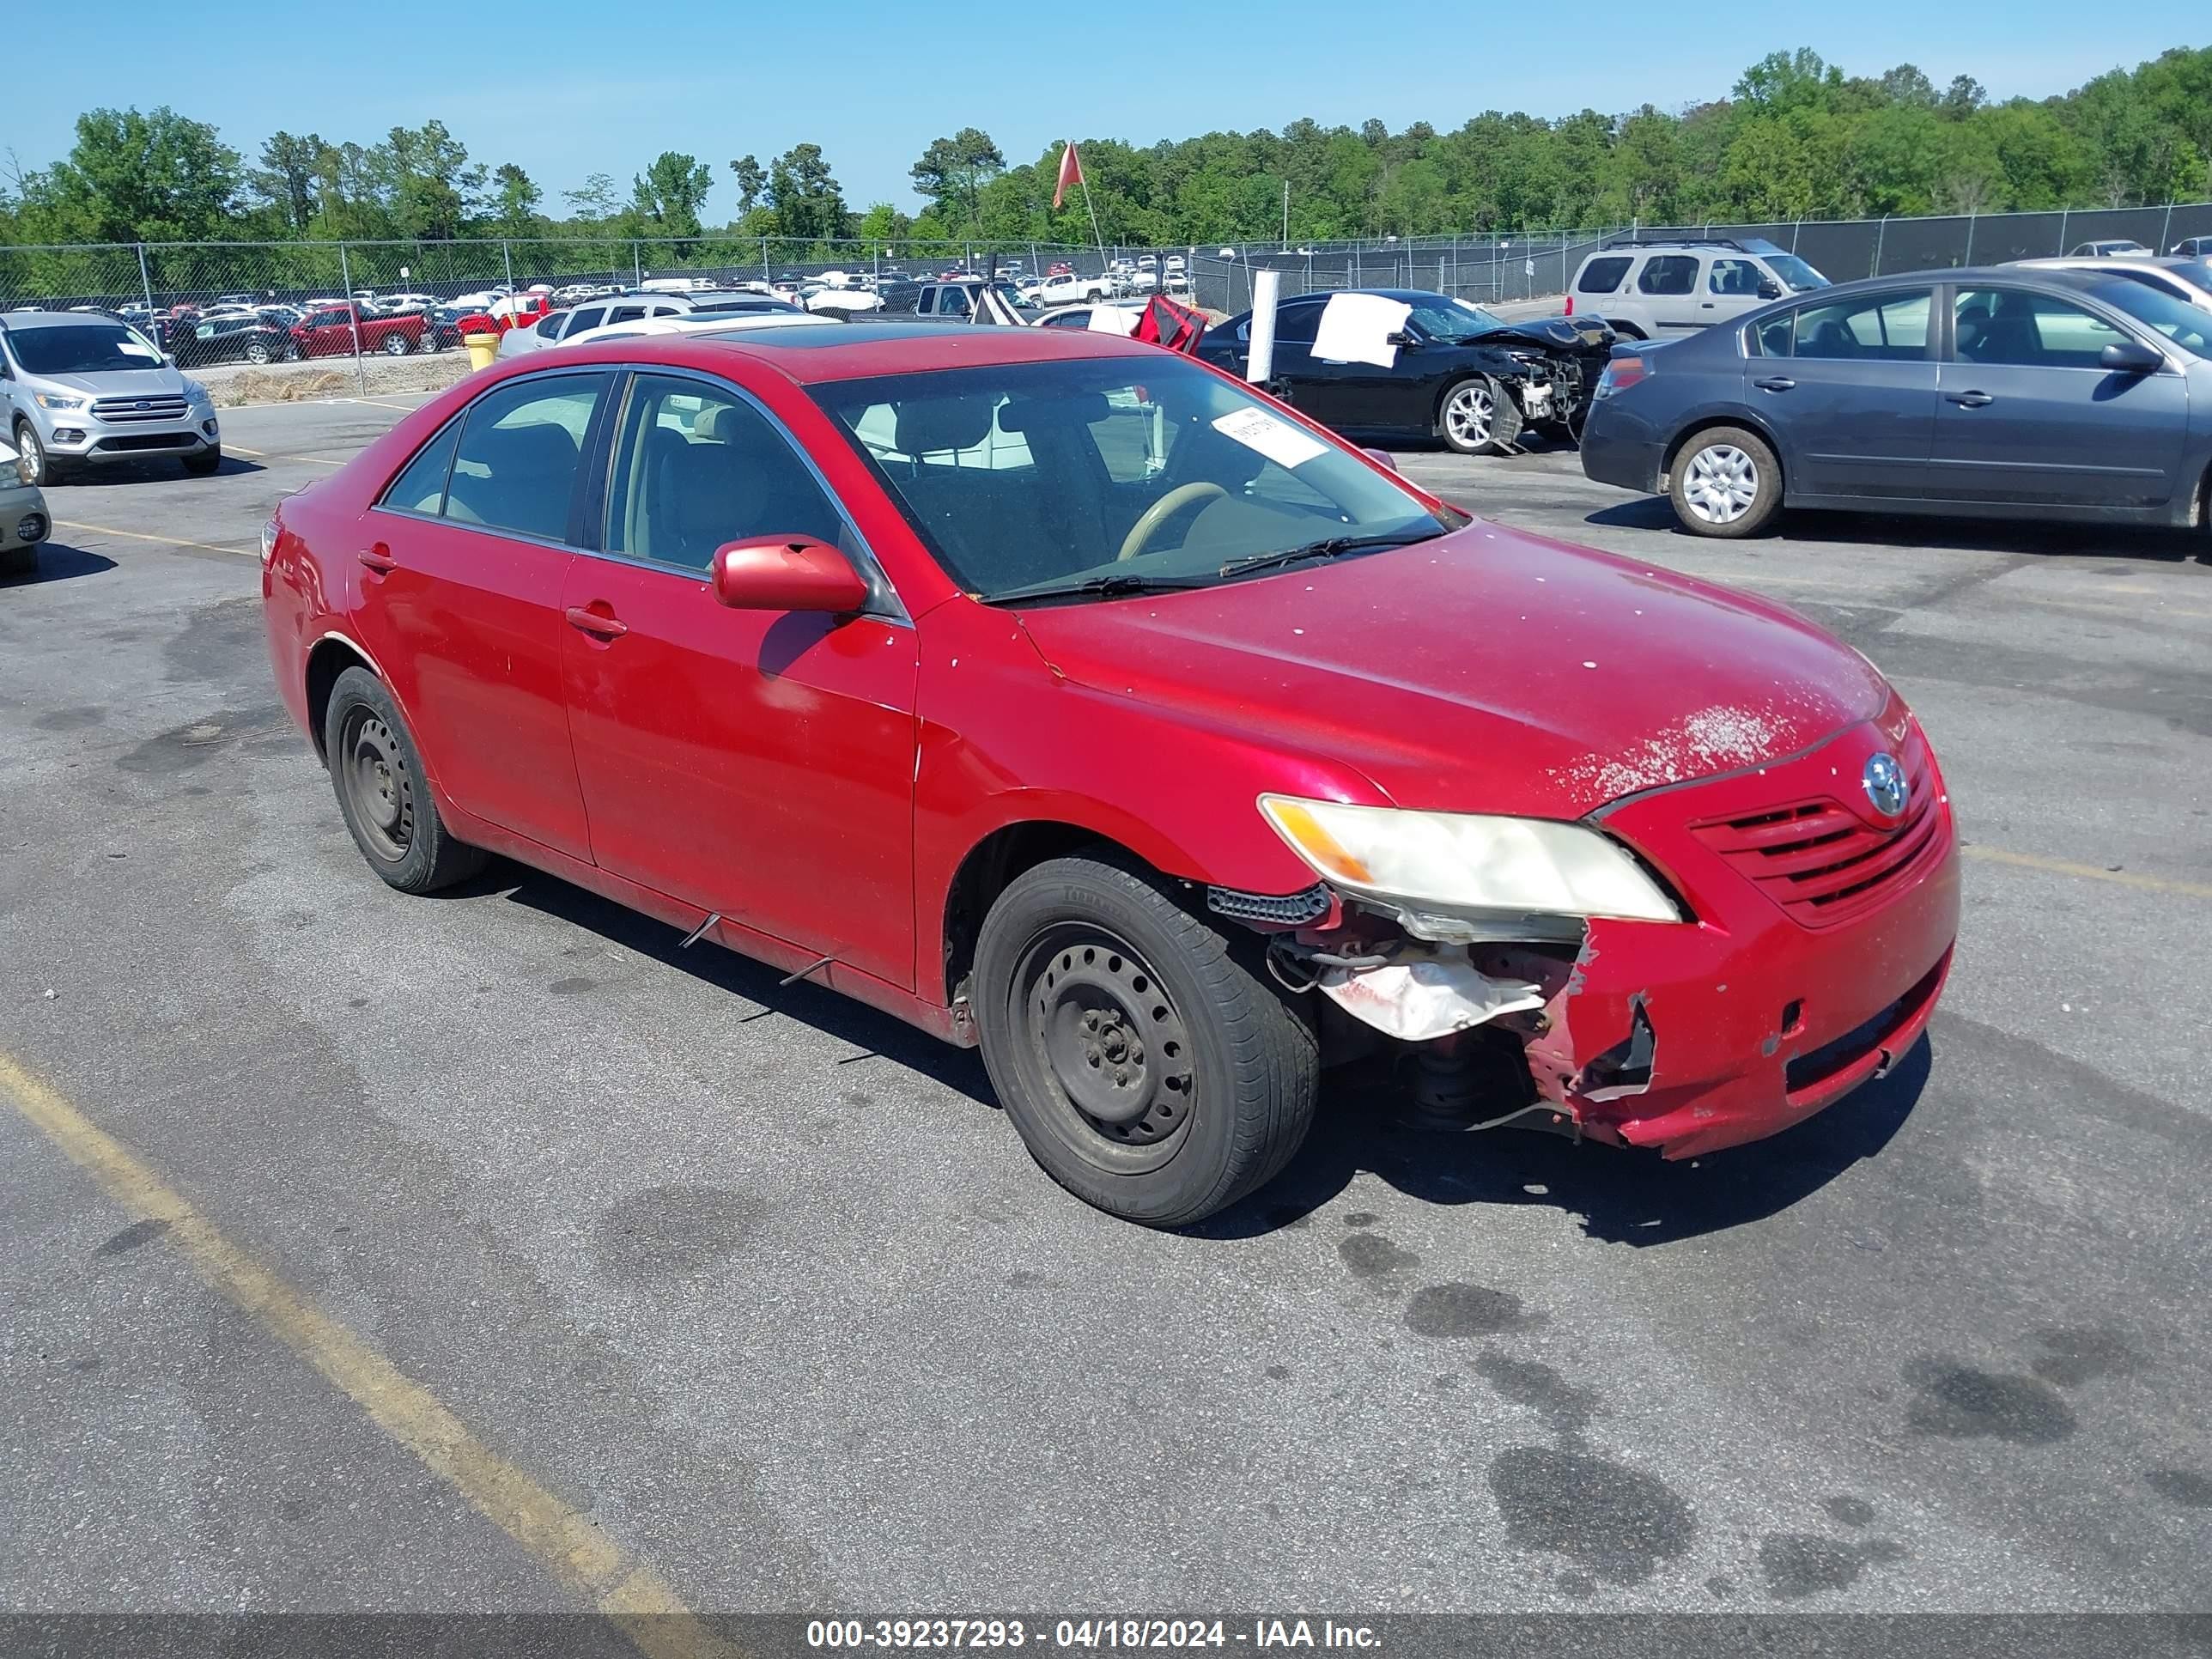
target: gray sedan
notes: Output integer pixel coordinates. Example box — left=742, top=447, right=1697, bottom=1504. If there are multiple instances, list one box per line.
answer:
left=1579, top=264, right=2212, bottom=538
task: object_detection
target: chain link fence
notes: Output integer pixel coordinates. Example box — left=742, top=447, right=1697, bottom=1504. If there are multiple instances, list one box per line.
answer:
left=8, top=202, right=2211, bottom=395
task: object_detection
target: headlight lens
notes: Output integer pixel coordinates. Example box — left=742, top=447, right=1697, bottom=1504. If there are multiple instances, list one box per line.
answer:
left=33, top=392, right=88, bottom=412
left=185, top=380, right=212, bottom=405
left=1259, top=795, right=1683, bottom=923
left=259, top=514, right=281, bottom=564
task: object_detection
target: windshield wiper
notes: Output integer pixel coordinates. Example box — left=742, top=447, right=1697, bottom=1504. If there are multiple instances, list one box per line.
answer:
left=990, top=572, right=1214, bottom=605
left=1217, top=532, right=1436, bottom=581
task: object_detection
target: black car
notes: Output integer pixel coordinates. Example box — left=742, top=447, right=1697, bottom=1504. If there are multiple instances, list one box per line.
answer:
left=1194, top=289, right=1616, bottom=456
left=1579, top=264, right=2212, bottom=538
left=420, top=306, right=484, bottom=353
left=173, top=315, right=298, bottom=367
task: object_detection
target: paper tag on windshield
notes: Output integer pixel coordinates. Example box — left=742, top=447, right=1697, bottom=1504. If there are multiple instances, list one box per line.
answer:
left=1212, top=407, right=1328, bottom=469
left=118, top=340, right=159, bottom=360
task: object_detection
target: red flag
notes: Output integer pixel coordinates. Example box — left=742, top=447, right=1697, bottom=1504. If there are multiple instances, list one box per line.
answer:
left=1053, top=142, right=1084, bottom=211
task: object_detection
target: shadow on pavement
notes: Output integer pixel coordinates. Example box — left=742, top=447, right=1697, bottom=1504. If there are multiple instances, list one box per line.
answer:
left=1202, top=1036, right=1932, bottom=1246
left=1584, top=495, right=2212, bottom=562
left=1, top=542, right=118, bottom=585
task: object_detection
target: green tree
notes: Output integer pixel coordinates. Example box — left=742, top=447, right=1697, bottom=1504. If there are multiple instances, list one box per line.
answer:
left=250, top=131, right=325, bottom=234
left=631, top=152, right=714, bottom=239
left=29, top=106, right=241, bottom=241
left=489, top=162, right=541, bottom=235
left=380, top=119, right=479, bottom=240
left=563, top=173, right=621, bottom=226
left=909, top=127, right=1006, bottom=228
left=727, top=155, right=768, bottom=217
left=768, top=143, right=848, bottom=242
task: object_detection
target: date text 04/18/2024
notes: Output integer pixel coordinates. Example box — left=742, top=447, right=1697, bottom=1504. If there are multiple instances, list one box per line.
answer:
left=805, top=1620, right=1383, bottom=1650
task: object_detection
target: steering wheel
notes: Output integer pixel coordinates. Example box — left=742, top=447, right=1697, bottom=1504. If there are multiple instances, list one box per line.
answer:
left=1115, top=482, right=1228, bottom=562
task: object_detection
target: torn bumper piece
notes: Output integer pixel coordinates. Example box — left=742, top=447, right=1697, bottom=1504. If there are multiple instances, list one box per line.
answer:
left=1314, top=944, right=1544, bottom=1043
left=1486, top=883, right=1957, bottom=1159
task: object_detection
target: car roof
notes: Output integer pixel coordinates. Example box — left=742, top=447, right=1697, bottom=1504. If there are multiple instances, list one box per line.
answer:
left=553, top=317, right=1161, bottom=385
left=0, top=309, right=123, bottom=329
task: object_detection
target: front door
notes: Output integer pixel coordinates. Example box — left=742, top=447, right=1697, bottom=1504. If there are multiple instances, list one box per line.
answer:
left=1929, top=286, right=2189, bottom=507
left=559, top=371, right=921, bottom=989
left=354, top=370, right=609, bottom=860
left=1753, top=288, right=1939, bottom=500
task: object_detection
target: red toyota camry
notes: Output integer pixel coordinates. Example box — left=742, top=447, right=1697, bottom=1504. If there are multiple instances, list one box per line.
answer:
left=261, top=319, right=1959, bottom=1227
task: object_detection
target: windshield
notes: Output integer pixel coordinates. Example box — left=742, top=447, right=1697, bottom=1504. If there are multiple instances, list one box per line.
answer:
left=2169, top=259, right=2212, bottom=293
left=1765, top=253, right=1830, bottom=293
left=7, top=322, right=165, bottom=374
left=811, top=356, right=1449, bottom=604
left=1409, top=297, right=1507, bottom=340
left=2086, top=278, right=2212, bottom=359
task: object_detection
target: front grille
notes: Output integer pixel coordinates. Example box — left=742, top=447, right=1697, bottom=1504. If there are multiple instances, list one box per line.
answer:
left=1690, top=738, right=1943, bottom=928
left=93, top=433, right=193, bottom=453
left=92, top=395, right=189, bottom=423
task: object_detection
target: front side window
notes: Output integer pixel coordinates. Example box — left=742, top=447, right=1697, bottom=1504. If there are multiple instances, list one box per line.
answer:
left=1791, top=290, right=1931, bottom=361
left=1953, top=289, right=2130, bottom=368
left=441, top=373, right=606, bottom=541
left=1272, top=302, right=1322, bottom=344
left=1638, top=256, right=1699, bottom=295
left=1708, top=259, right=1762, bottom=296
left=811, top=356, right=1449, bottom=604
left=1577, top=255, right=1632, bottom=295
left=2077, top=277, right=2212, bottom=361
left=605, top=374, right=847, bottom=571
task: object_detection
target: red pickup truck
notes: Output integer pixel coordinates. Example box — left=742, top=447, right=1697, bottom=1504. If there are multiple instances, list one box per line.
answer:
left=289, top=305, right=426, bottom=359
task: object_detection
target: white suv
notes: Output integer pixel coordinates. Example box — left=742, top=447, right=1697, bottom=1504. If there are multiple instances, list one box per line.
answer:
left=1565, top=238, right=1831, bottom=339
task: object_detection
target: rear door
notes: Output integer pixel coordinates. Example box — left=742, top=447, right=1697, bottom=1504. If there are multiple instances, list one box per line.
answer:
left=1930, top=285, right=2188, bottom=507
left=1753, top=287, right=1939, bottom=500
left=1634, top=254, right=1707, bottom=331
left=353, top=370, right=610, bottom=860
left=558, top=369, right=920, bottom=988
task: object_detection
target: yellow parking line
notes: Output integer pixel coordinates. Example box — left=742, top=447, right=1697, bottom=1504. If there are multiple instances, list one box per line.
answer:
left=228, top=445, right=346, bottom=466
left=53, top=519, right=257, bottom=558
left=1962, top=844, right=2212, bottom=900
left=0, top=1048, right=738, bottom=1659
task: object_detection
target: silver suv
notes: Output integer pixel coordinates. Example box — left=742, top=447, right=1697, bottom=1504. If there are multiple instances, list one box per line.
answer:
left=0, top=311, right=221, bottom=483
left=1565, top=238, right=1831, bottom=340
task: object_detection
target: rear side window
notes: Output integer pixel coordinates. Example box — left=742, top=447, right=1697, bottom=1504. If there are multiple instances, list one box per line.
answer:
left=610, top=304, right=646, bottom=323
left=568, top=307, right=606, bottom=334
left=1273, top=302, right=1322, bottom=344
left=1638, top=256, right=1699, bottom=295
left=441, top=373, right=606, bottom=541
left=380, top=420, right=462, bottom=515
left=1577, top=256, right=1632, bottom=295
left=1793, top=291, right=1931, bottom=361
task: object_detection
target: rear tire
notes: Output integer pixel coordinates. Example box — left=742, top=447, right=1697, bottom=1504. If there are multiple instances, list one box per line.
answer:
left=1607, top=319, right=1648, bottom=340
left=973, top=852, right=1318, bottom=1228
left=382, top=331, right=411, bottom=356
left=1668, top=424, right=1782, bottom=538
left=243, top=339, right=272, bottom=365
left=322, top=666, right=486, bottom=894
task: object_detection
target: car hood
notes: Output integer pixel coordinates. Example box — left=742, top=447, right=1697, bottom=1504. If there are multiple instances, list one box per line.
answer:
left=1463, top=314, right=1616, bottom=356
left=1013, top=522, right=1889, bottom=820
left=40, top=364, right=190, bottom=398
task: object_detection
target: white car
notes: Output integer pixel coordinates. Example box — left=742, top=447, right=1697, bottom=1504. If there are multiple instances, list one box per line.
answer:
left=555, top=311, right=834, bottom=352
left=372, top=292, right=440, bottom=314
left=2012, top=256, right=2212, bottom=310
left=1031, top=300, right=1148, bottom=333
left=1033, top=270, right=1115, bottom=306
left=806, top=288, right=883, bottom=313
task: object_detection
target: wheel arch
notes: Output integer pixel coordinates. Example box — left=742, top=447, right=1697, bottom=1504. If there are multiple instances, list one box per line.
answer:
left=303, top=631, right=386, bottom=763
left=937, top=818, right=1187, bottom=1012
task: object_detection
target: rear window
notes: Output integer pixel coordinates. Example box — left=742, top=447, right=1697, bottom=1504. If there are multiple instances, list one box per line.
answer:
left=1638, top=257, right=1700, bottom=296
left=1577, top=256, right=1632, bottom=295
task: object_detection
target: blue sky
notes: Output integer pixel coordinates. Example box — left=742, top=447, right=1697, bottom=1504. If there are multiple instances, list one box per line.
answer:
left=9, top=4, right=2207, bottom=214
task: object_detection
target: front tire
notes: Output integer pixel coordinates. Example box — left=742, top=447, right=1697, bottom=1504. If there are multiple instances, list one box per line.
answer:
left=243, top=339, right=272, bottom=365
left=1668, top=424, right=1781, bottom=538
left=182, top=448, right=221, bottom=477
left=13, top=420, right=58, bottom=486
left=1438, top=376, right=1522, bottom=457
left=973, top=853, right=1318, bottom=1228
left=322, top=666, right=486, bottom=893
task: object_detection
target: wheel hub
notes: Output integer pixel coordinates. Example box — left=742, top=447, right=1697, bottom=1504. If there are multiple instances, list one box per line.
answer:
left=344, top=714, right=412, bottom=859
left=1024, top=933, right=1192, bottom=1148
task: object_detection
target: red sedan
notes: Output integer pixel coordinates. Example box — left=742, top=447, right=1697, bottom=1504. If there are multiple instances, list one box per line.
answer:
left=260, top=320, right=1959, bottom=1226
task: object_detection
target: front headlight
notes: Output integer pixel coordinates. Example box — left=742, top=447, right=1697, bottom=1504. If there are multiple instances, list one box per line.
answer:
left=33, top=392, right=88, bottom=412
left=185, top=380, right=212, bottom=405
left=1259, top=795, right=1683, bottom=923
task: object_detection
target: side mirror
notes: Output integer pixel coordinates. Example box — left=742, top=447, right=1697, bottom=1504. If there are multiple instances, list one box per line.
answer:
left=1384, top=331, right=1415, bottom=348
left=711, top=537, right=869, bottom=615
left=1757, top=279, right=1783, bottom=299
left=2100, top=337, right=2163, bottom=374
left=1360, top=447, right=1401, bottom=473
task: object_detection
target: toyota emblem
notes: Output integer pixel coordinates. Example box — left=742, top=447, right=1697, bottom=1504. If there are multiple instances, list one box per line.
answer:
left=1862, top=753, right=1908, bottom=819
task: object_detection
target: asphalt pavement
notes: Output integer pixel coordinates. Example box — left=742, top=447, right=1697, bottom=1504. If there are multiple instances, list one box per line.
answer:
left=3, top=395, right=2209, bottom=1635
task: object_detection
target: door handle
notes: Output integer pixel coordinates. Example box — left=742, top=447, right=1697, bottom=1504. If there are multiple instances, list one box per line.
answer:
left=1753, top=376, right=1796, bottom=392
left=564, top=605, right=628, bottom=640
left=357, top=544, right=397, bottom=574
left=1947, top=391, right=1995, bottom=408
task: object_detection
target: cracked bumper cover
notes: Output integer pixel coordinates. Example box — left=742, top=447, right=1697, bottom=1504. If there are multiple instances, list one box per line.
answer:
left=1489, top=715, right=1961, bottom=1158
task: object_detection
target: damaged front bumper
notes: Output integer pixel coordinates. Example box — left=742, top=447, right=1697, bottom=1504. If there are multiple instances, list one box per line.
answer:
left=1248, top=714, right=1961, bottom=1158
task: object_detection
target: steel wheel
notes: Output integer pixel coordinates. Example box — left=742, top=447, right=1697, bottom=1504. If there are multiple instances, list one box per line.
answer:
left=1681, top=442, right=1760, bottom=526
left=1443, top=382, right=1495, bottom=450
left=340, top=709, right=415, bottom=864
left=1016, top=922, right=1194, bottom=1172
